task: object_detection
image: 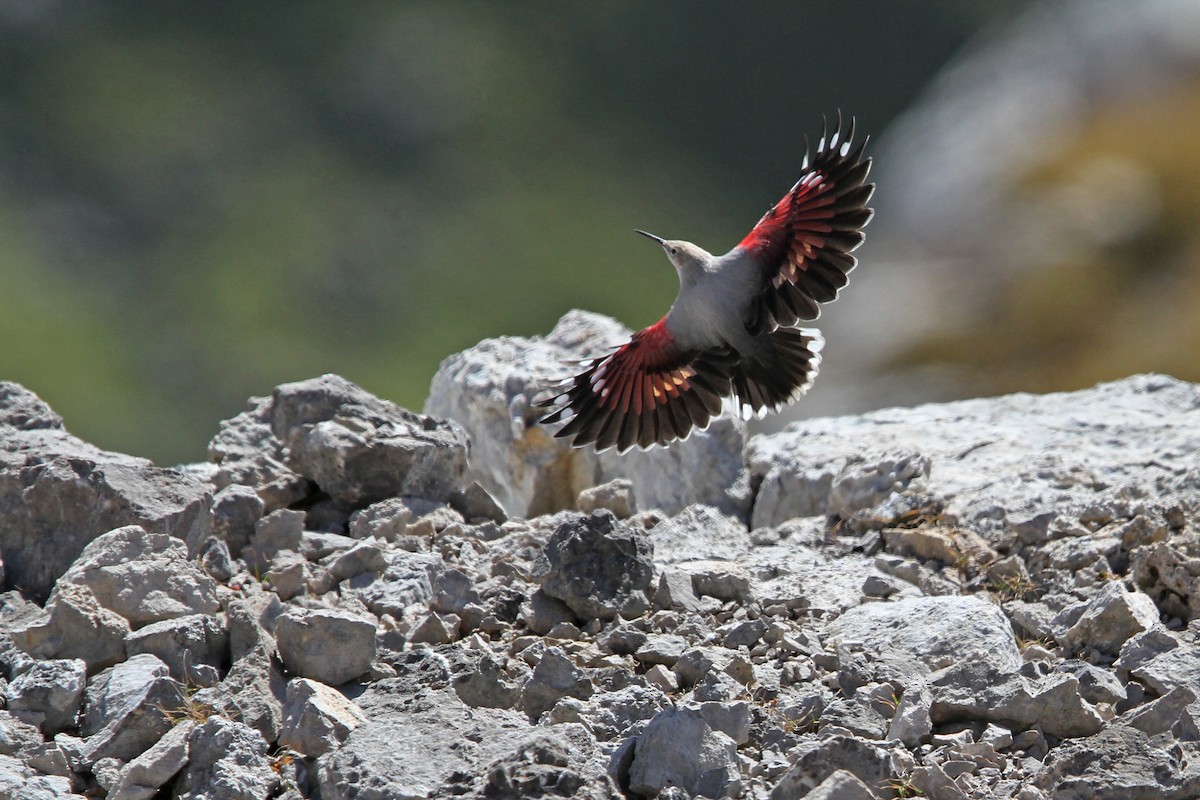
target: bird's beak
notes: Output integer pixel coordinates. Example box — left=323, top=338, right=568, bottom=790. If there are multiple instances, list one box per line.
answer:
left=634, top=229, right=666, bottom=246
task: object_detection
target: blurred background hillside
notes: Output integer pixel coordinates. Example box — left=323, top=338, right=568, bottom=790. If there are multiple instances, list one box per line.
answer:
left=2, top=1, right=1198, bottom=466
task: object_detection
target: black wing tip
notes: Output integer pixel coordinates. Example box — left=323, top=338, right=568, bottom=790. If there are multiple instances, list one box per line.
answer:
left=814, top=112, right=868, bottom=161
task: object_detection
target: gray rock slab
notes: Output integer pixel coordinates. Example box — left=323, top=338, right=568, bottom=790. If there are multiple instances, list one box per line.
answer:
left=673, top=647, right=743, bottom=688
left=533, top=510, right=654, bottom=621
left=271, top=374, right=468, bottom=506
left=424, top=309, right=750, bottom=518
left=888, top=681, right=934, bottom=747
left=1058, top=580, right=1161, bottom=656
left=654, top=569, right=705, bottom=613
left=315, top=682, right=531, bottom=800
left=927, top=659, right=1104, bottom=738
left=0, top=629, right=37, bottom=680
left=1119, top=685, right=1196, bottom=736
left=244, top=508, right=304, bottom=573
left=564, top=684, right=670, bottom=742
left=210, top=483, right=264, bottom=558
left=0, top=382, right=212, bottom=599
left=124, top=613, right=228, bottom=685
left=0, top=710, right=43, bottom=758
left=79, top=654, right=186, bottom=765
left=344, top=551, right=440, bottom=619
left=1114, top=627, right=1183, bottom=674
left=208, top=395, right=310, bottom=513
left=82, top=654, right=171, bottom=737
left=827, top=595, right=1022, bottom=676
left=406, top=611, right=457, bottom=645
left=107, top=720, right=194, bottom=800
left=54, top=525, right=220, bottom=627
left=262, top=553, right=307, bottom=601
left=195, top=638, right=286, bottom=744
left=175, top=716, right=278, bottom=800
left=196, top=535, right=235, bottom=583
left=634, top=635, right=689, bottom=667
left=819, top=695, right=889, bottom=740
left=1034, top=724, right=1200, bottom=799
left=278, top=678, right=368, bottom=758
left=800, top=769, right=876, bottom=800
left=627, top=707, right=741, bottom=799
left=5, top=658, right=86, bottom=735
left=768, top=735, right=904, bottom=800
left=1057, top=660, right=1127, bottom=706
left=23, top=740, right=73, bottom=780
left=746, top=374, right=1200, bottom=538
left=449, top=480, right=508, bottom=524
left=519, top=588, right=576, bottom=636
left=225, top=591, right=283, bottom=663
left=321, top=540, right=388, bottom=583
left=695, top=700, right=752, bottom=746
left=7, top=583, right=129, bottom=671
left=451, top=729, right=620, bottom=800
left=1128, top=645, right=1200, bottom=696
left=0, top=752, right=86, bottom=800
left=450, top=653, right=525, bottom=710
left=665, top=559, right=753, bottom=606
left=1130, top=538, right=1200, bottom=621
left=275, top=608, right=376, bottom=686
left=520, top=647, right=594, bottom=720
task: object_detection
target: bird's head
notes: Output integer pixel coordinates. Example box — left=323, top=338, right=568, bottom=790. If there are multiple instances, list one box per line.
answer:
left=635, top=230, right=710, bottom=278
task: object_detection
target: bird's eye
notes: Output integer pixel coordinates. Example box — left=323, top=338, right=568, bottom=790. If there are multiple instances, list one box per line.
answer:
left=669, top=247, right=678, bottom=255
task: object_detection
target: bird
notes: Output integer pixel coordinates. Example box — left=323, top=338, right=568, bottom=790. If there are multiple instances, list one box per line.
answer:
left=538, top=115, right=874, bottom=453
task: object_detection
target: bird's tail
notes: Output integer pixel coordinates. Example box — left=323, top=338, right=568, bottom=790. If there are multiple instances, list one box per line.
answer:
left=730, top=326, right=824, bottom=420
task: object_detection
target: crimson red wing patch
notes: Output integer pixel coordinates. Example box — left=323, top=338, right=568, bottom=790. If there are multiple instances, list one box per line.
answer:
left=537, top=321, right=737, bottom=453
left=739, top=115, right=875, bottom=333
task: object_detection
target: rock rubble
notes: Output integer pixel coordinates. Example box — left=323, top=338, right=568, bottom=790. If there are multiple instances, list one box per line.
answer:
left=1, top=315, right=1199, bottom=799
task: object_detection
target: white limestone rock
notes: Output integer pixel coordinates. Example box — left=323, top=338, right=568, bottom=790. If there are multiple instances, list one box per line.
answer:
left=827, top=595, right=1023, bottom=677
left=747, top=374, right=1200, bottom=537
left=425, top=310, right=750, bottom=519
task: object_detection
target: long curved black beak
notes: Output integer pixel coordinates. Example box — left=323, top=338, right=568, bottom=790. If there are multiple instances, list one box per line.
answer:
left=634, top=229, right=666, bottom=246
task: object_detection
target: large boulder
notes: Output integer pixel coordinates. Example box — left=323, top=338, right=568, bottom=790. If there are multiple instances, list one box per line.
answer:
left=275, top=608, right=377, bottom=687
left=747, top=374, right=1200, bottom=539
left=625, top=708, right=741, bottom=799
left=53, top=525, right=220, bottom=627
left=827, top=595, right=1022, bottom=676
left=210, top=374, right=469, bottom=512
left=425, top=310, right=750, bottom=518
left=315, top=682, right=530, bottom=800
left=0, top=382, right=212, bottom=599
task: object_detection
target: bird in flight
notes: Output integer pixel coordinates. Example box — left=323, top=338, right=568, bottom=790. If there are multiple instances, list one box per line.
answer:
left=539, top=115, right=874, bottom=453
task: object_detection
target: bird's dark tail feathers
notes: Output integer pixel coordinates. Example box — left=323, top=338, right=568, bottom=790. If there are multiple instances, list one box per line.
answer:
left=730, top=326, right=824, bottom=420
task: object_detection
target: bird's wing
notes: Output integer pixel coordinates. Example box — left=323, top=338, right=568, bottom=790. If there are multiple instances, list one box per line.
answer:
left=537, top=320, right=737, bottom=453
left=736, top=115, right=875, bottom=333
left=729, top=326, right=824, bottom=420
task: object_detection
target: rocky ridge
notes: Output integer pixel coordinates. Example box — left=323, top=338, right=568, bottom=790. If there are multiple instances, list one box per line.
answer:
left=0, top=311, right=1198, bottom=799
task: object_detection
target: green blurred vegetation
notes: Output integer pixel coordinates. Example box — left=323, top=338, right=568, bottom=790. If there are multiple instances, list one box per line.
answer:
left=0, top=2, right=1019, bottom=464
